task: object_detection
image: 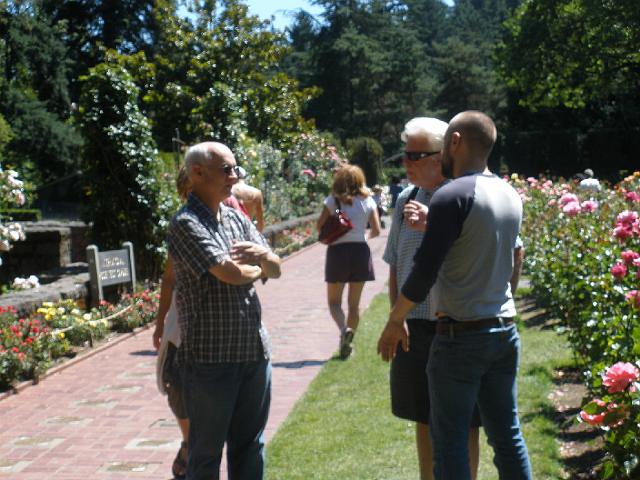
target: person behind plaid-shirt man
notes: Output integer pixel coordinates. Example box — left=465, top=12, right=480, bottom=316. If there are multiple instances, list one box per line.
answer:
left=167, top=141, right=281, bottom=480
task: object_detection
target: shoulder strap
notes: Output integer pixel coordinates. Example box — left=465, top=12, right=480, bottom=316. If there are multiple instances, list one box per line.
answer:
left=334, top=196, right=341, bottom=211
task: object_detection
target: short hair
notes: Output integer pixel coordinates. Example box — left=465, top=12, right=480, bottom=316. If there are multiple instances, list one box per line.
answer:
left=400, top=117, right=449, bottom=149
left=448, top=111, right=497, bottom=159
left=332, top=164, right=369, bottom=204
left=184, top=143, right=216, bottom=174
left=176, top=165, right=191, bottom=201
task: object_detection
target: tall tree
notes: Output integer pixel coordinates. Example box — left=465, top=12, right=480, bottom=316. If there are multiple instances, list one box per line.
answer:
left=0, top=1, right=81, bottom=179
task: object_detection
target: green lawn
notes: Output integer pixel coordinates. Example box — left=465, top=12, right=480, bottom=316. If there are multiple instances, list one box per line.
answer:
left=266, top=291, right=573, bottom=479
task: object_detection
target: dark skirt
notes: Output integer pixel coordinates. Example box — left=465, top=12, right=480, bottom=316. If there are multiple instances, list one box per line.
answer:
left=325, top=242, right=375, bottom=283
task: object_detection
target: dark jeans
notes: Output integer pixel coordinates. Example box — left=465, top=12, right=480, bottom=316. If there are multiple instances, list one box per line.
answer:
left=428, top=323, right=532, bottom=480
left=182, top=359, right=271, bottom=480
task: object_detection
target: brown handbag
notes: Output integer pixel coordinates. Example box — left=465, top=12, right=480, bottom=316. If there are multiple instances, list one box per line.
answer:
left=319, top=197, right=354, bottom=245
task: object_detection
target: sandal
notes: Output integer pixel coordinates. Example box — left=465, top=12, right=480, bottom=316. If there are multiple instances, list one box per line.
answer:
left=172, top=441, right=188, bottom=479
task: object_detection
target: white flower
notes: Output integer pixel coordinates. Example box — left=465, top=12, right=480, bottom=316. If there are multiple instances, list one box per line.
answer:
left=26, top=275, right=40, bottom=288
left=12, top=277, right=27, bottom=289
left=579, top=178, right=601, bottom=191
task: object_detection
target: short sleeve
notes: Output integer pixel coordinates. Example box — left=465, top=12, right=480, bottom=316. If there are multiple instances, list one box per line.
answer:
left=168, top=214, right=227, bottom=277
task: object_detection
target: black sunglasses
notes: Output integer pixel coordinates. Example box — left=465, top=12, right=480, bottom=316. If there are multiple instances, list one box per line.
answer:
left=403, top=150, right=440, bottom=161
left=219, top=164, right=241, bottom=176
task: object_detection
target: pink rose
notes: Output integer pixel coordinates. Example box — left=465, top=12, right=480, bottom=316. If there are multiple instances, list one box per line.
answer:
left=613, top=226, right=633, bottom=241
left=616, top=210, right=639, bottom=226
left=626, top=290, right=640, bottom=309
left=625, top=191, right=640, bottom=203
left=580, top=200, right=598, bottom=212
left=602, top=362, right=640, bottom=393
left=579, top=399, right=606, bottom=426
left=562, top=201, right=581, bottom=216
left=611, top=263, right=627, bottom=279
left=559, top=193, right=579, bottom=206
left=621, top=250, right=640, bottom=264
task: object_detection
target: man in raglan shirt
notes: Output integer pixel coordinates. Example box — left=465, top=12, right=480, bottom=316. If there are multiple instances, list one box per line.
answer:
left=377, top=111, right=532, bottom=480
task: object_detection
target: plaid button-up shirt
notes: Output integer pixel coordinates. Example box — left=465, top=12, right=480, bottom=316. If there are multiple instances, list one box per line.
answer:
left=167, top=193, right=271, bottom=364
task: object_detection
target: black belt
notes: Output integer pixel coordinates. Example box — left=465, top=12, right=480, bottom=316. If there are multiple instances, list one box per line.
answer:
left=436, top=317, right=514, bottom=336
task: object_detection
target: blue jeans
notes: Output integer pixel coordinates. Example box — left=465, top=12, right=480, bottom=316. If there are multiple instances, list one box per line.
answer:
left=427, top=323, right=532, bottom=480
left=182, top=360, right=271, bottom=480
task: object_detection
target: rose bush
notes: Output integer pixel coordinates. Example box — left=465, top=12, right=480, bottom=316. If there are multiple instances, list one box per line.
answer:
left=511, top=171, right=640, bottom=478
left=510, top=172, right=640, bottom=478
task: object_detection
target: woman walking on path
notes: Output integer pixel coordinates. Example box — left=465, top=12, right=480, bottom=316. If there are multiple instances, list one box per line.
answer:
left=317, top=165, right=381, bottom=359
left=153, top=165, right=191, bottom=479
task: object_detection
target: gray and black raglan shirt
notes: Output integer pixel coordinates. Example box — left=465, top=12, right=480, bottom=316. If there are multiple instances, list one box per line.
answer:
left=401, top=172, right=523, bottom=321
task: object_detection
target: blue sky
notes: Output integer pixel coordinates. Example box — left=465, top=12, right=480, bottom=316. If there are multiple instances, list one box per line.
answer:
left=245, top=0, right=454, bottom=31
left=244, top=0, right=323, bottom=30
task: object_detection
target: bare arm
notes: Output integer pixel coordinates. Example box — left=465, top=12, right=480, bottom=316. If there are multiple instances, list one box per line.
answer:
left=255, top=192, right=265, bottom=232
left=231, top=241, right=281, bottom=279
left=368, top=207, right=381, bottom=239
left=208, top=259, right=263, bottom=285
left=510, top=246, right=524, bottom=295
left=316, top=206, right=330, bottom=231
left=153, top=257, right=175, bottom=350
left=389, top=265, right=398, bottom=306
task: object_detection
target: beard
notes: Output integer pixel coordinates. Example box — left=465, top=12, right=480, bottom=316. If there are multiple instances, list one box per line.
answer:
left=440, top=155, right=454, bottom=179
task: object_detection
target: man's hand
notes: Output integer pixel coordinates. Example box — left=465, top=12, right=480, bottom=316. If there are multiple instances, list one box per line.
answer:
left=403, top=200, right=429, bottom=232
left=231, top=241, right=269, bottom=265
left=377, top=320, right=409, bottom=362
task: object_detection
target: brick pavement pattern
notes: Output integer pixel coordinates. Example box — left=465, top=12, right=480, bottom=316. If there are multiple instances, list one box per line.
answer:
left=0, top=230, right=389, bottom=479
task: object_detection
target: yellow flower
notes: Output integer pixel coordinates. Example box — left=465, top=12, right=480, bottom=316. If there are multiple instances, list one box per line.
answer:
left=42, top=302, right=53, bottom=307
left=45, top=314, right=52, bottom=321
left=58, top=332, right=65, bottom=339
left=36, top=308, right=47, bottom=314
left=56, top=307, right=65, bottom=315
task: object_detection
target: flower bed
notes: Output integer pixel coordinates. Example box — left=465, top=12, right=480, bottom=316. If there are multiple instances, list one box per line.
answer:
left=511, top=172, right=640, bottom=478
left=0, top=290, right=159, bottom=391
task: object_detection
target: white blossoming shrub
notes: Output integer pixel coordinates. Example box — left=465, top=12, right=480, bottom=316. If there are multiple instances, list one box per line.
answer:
left=0, top=168, right=27, bottom=263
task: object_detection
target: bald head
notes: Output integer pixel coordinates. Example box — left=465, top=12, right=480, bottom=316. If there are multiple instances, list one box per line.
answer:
left=447, top=111, right=497, bottom=161
left=184, top=141, right=233, bottom=174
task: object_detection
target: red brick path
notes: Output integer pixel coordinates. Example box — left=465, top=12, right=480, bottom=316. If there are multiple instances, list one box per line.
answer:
left=0, top=231, right=389, bottom=479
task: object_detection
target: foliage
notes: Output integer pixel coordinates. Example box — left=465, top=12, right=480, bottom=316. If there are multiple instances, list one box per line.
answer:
left=0, top=2, right=83, bottom=179
left=109, top=290, right=160, bottom=332
left=513, top=172, right=640, bottom=478
left=0, top=290, right=160, bottom=390
left=498, top=0, right=640, bottom=111
left=347, top=137, right=384, bottom=186
left=35, top=300, right=108, bottom=347
left=0, top=305, right=61, bottom=389
left=235, top=131, right=341, bottom=222
left=77, top=62, right=176, bottom=278
left=0, top=167, right=27, bottom=257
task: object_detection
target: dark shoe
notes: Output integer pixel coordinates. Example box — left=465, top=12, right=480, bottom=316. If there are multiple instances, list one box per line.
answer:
left=339, top=328, right=354, bottom=360
left=172, top=441, right=188, bottom=479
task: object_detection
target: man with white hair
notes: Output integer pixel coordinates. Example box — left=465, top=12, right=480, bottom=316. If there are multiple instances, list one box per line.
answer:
left=379, top=111, right=532, bottom=480
left=380, top=117, right=481, bottom=480
left=167, top=141, right=281, bottom=480
left=232, top=166, right=265, bottom=232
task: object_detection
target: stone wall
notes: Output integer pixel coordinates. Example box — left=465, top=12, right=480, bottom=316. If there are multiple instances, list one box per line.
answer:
left=0, top=221, right=91, bottom=285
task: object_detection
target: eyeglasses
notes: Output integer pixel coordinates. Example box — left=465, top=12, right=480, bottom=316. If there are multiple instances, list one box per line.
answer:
left=218, top=164, right=241, bottom=176
left=403, top=150, right=440, bottom=161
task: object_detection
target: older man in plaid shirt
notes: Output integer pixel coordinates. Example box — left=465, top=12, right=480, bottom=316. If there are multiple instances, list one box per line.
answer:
left=167, top=142, right=281, bottom=480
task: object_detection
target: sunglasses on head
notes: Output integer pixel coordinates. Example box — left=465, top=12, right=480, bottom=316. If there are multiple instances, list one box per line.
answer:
left=403, top=150, right=440, bottom=161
